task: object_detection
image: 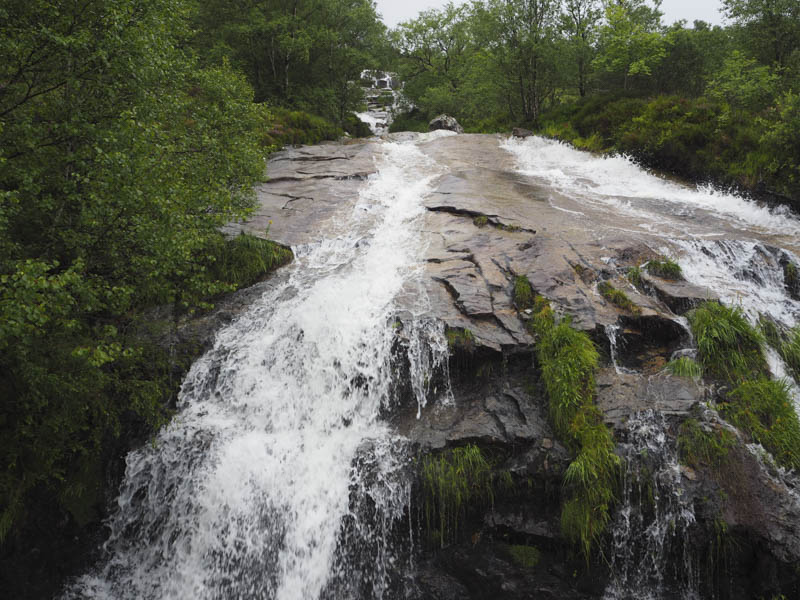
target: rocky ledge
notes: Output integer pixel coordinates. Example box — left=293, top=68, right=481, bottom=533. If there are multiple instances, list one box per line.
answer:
left=237, top=133, right=800, bottom=599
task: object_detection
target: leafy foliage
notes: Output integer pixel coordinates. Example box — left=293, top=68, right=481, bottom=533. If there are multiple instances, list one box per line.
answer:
left=0, top=0, right=286, bottom=541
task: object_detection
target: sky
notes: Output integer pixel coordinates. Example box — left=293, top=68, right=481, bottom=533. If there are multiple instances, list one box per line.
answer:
left=374, top=0, right=726, bottom=29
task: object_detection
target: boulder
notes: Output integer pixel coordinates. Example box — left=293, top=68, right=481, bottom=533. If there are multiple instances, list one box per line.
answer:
left=511, top=127, right=534, bottom=138
left=429, top=114, right=464, bottom=134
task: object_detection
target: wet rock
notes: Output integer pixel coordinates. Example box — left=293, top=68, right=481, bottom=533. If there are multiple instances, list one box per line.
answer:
left=641, top=271, right=717, bottom=314
left=429, top=114, right=464, bottom=134
left=511, top=127, right=534, bottom=138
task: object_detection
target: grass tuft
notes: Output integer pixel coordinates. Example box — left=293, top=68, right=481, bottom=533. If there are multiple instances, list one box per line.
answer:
left=473, top=215, right=488, bottom=227
left=645, top=257, right=683, bottom=280
left=514, top=275, right=534, bottom=310
left=627, top=266, right=643, bottom=288
left=688, top=302, right=766, bottom=384
left=422, top=444, right=495, bottom=548
left=531, top=296, right=619, bottom=561
left=507, top=544, right=541, bottom=568
left=446, top=327, right=475, bottom=351
left=779, top=326, right=800, bottom=383
left=722, top=379, right=800, bottom=471
left=678, top=418, right=736, bottom=470
left=666, top=357, right=703, bottom=378
left=598, top=281, right=641, bottom=314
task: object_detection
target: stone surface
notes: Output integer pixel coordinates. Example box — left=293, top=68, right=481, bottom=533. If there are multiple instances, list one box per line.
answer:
left=429, top=114, right=464, bottom=134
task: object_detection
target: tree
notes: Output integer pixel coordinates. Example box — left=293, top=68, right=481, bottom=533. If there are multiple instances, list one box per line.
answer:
left=594, top=0, right=666, bottom=91
left=559, top=0, right=602, bottom=97
left=0, top=0, right=270, bottom=540
left=722, top=0, right=800, bottom=68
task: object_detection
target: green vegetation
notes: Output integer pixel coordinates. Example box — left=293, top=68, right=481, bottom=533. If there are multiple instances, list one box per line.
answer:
left=646, top=257, right=683, bottom=280
left=513, top=275, right=534, bottom=310
left=627, top=266, right=644, bottom=288
left=722, top=379, right=800, bottom=470
left=507, top=544, right=541, bottom=568
left=598, top=281, right=641, bottom=315
left=678, top=419, right=736, bottom=470
left=666, top=357, right=703, bottom=378
left=780, top=327, right=800, bottom=382
left=530, top=296, right=619, bottom=560
left=473, top=215, right=489, bottom=227
left=688, top=302, right=767, bottom=383
left=446, top=327, right=476, bottom=351
left=421, top=444, right=496, bottom=548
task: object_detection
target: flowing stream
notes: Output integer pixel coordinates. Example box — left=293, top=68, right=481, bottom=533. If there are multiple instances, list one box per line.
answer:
left=65, top=138, right=450, bottom=600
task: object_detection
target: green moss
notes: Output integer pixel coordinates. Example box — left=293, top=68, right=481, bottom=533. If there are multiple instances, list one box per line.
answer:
left=473, top=215, right=488, bottom=227
left=422, top=444, right=495, bottom=548
left=514, top=275, right=534, bottom=310
left=507, top=544, right=541, bottom=568
left=531, top=297, right=619, bottom=560
left=722, top=379, right=800, bottom=471
left=688, top=302, right=766, bottom=384
left=446, top=327, right=475, bottom=351
left=646, top=257, right=683, bottom=280
left=678, top=418, right=736, bottom=470
left=666, top=357, right=703, bottom=378
left=598, top=281, right=641, bottom=315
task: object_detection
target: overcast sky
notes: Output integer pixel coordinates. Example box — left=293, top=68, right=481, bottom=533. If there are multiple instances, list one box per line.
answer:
left=375, top=0, right=726, bottom=29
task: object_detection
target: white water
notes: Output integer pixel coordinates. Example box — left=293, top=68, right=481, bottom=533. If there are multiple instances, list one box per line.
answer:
left=605, top=412, right=698, bottom=600
left=65, top=139, right=448, bottom=599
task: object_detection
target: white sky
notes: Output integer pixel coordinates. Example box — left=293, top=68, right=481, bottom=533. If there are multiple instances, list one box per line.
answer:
left=375, top=0, right=726, bottom=29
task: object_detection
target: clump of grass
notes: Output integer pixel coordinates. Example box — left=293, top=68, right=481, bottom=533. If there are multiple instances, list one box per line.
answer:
left=666, top=357, right=703, bottom=378
left=627, top=266, right=643, bottom=288
left=507, top=544, right=541, bottom=568
left=779, top=326, right=800, bottom=382
left=531, top=296, right=619, bottom=561
left=206, top=232, right=293, bottom=291
left=598, top=281, right=641, bottom=315
left=688, top=302, right=766, bottom=384
left=784, top=261, right=798, bottom=292
left=722, top=379, right=800, bottom=471
left=514, top=275, right=533, bottom=309
left=446, top=327, right=475, bottom=351
left=759, top=316, right=783, bottom=351
left=473, top=215, right=488, bottom=227
left=422, top=444, right=495, bottom=548
left=678, top=419, right=736, bottom=470
left=646, top=257, right=683, bottom=280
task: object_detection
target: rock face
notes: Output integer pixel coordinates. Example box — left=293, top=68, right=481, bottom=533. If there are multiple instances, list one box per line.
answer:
left=429, top=114, right=464, bottom=134
left=209, top=133, right=800, bottom=599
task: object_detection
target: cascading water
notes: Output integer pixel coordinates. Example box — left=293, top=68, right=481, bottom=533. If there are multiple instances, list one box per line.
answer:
left=502, top=135, right=800, bottom=598
left=604, top=412, right=697, bottom=600
left=64, top=137, right=451, bottom=600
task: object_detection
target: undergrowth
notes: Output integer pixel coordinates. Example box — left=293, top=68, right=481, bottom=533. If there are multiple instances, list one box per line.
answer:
left=204, top=232, right=293, bottom=295
left=598, top=281, right=641, bottom=315
left=530, top=295, right=619, bottom=561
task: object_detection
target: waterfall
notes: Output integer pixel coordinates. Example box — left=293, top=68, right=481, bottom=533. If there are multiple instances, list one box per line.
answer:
left=604, top=411, right=698, bottom=600
left=64, top=138, right=449, bottom=600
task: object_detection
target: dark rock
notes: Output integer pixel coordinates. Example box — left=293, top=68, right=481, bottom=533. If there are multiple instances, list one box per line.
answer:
left=429, top=114, right=464, bottom=134
left=511, top=127, right=534, bottom=138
